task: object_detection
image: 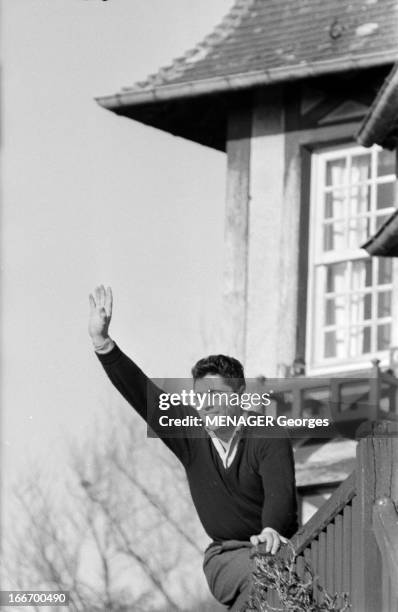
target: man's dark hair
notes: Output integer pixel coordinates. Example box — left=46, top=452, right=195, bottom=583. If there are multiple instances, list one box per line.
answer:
left=191, top=354, right=245, bottom=391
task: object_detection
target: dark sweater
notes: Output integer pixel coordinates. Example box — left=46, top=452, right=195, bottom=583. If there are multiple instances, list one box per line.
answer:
left=97, top=344, right=298, bottom=542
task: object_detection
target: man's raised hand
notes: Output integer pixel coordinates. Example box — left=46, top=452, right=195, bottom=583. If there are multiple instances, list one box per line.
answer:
left=88, top=285, right=113, bottom=348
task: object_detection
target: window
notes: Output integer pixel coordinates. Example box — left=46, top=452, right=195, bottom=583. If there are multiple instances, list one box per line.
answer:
left=307, top=145, right=396, bottom=371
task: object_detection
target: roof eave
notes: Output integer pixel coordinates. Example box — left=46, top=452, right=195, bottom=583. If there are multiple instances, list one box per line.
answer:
left=362, top=210, right=398, bottom=257
left=96, top=51, right=397, bottom=111
left=357, top=62, right=398, bottom=149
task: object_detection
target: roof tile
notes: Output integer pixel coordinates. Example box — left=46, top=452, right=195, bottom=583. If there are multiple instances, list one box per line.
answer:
left=124, top=0, right=398, bottom=93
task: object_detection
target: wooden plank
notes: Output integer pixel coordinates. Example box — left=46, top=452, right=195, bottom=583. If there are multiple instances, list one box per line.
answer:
left=342, top=504, right=352, bottom=596
left=310, top=538, right=318, bottom=570
left=318, top=531, right=327, bottom=591
left=303, top=546, right=312, bottom=577
left=326, top=522, right=335, bottom=595
left=303, top=547, right=313, bottom=599
left=350, top=493, right=359, bottom=607
left=334, top=513, right=343, bottom=595
left=310, top=539, right=319, bottom=605
left=373, top=498, right=398, bottom=602
left=292, top=471, right=356, bottom=554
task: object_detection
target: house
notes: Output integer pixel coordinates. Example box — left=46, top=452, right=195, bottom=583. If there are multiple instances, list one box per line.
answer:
left=97, top=0, right=398, bottom=376
left=96, top=0, right=398, bottom=544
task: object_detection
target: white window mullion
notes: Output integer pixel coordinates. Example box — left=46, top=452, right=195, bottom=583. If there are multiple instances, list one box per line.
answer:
left=346, top=260, right=352, bottom=357
left=371, top=258, right=377, bottom=353
left=319, top=265, right=326, bottom=361
left=346, top=154, right=351, bottom=253
left=370, top=148, right=377, bottom=236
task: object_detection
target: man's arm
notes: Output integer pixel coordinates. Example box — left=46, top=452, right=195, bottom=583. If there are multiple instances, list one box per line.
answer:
left=250, top=435, right=298, bottom=553
left=88, top=285, right=193, bottom=464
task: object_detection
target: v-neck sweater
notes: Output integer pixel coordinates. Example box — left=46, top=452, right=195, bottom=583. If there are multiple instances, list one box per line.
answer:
left=96, top=343, right=298, bottom=542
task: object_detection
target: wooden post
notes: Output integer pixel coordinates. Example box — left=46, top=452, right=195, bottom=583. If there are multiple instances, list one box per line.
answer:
left=372, top=419, right=398, bottom=611
left=369, top=359, right=381, bottom=421
left=373, top=498, right=398, bottom=607
left=352, top=421, right=398, bottom=611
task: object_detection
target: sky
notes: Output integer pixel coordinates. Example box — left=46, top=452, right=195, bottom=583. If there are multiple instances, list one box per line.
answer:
left=2, top=0, right=234, bottom=480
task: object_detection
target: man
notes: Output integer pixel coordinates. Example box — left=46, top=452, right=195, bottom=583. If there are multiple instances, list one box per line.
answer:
left=89, top=285, right=298, bottom=611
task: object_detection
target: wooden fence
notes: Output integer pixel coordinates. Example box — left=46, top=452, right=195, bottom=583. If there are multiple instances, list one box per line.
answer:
left=264, top=420, right=398, bottom=612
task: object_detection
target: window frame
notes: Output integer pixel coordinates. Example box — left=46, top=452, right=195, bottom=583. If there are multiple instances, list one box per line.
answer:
left=306, top=143, right=397, bottom=374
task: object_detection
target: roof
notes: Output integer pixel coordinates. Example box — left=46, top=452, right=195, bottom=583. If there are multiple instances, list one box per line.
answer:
left=96, top=0, right=398, bottom=149
left=361, top=209, right=398, bottom=257
left=357, top=62, right=398, bottom=149
left=98, top=0, right=398, bottom=110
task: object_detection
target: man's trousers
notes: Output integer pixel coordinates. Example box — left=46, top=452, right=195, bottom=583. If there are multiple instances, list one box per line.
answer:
left=203, top=540, right=253, bottom=611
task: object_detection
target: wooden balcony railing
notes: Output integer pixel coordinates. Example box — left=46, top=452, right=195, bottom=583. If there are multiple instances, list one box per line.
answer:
left=247, top=361, right=398, bottom=437
left=261, top=420, right=398, bottom=612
